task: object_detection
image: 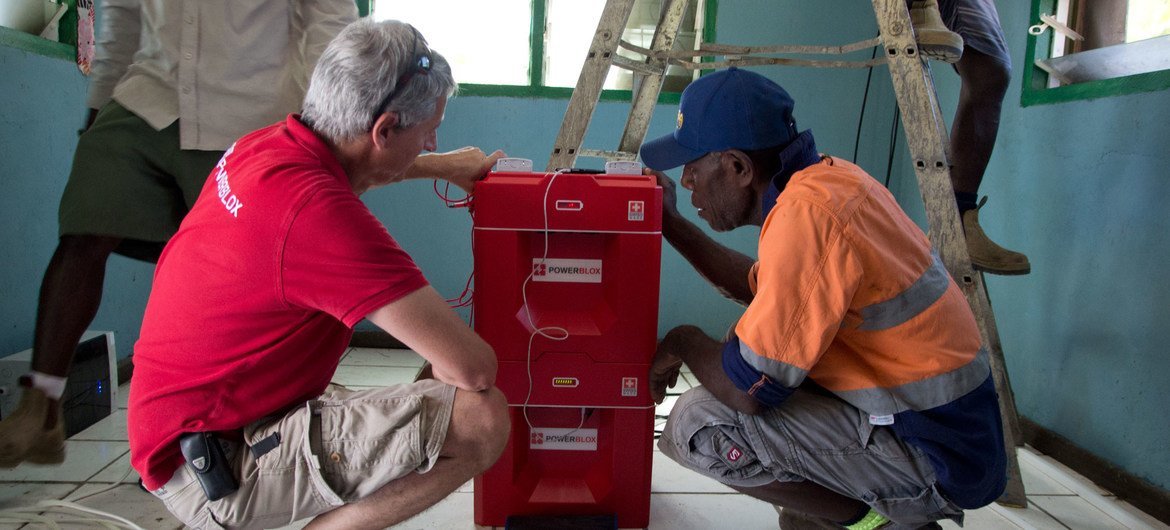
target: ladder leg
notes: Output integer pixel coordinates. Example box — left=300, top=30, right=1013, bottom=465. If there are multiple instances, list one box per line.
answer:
left=546, top=0, right=637, bottom=171
left=871, top=0, right=1027, bottom=507
left=616, top=0, right=692, bottom=157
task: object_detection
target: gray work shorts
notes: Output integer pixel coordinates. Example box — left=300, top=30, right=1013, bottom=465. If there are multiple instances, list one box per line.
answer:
left=658, top=386, right=963, bottom=526
left=58, top=101, right=224, bottom=259
left=151, top=381, right=457, bottom=530
left=939, top=0, right=1012, bottom=69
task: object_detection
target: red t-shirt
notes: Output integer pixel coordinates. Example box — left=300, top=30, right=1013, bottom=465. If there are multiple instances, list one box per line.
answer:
left=128, top=115, right=428, bottom=490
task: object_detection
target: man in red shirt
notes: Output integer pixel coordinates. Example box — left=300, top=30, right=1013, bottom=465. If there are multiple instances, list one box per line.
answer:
left=129, top=19, right=509, bottom=529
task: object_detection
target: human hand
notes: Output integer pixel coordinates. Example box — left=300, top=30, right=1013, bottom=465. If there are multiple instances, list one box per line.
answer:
left=645, top=167, right=682, bottom=220
left=433, top=147, right=506, bottom=194
left=649, top=347, right=684, bottom=404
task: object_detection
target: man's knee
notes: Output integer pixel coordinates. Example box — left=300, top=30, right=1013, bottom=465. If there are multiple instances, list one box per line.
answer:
left=450, top=386, right=510, bottom=468
left=56, top=234, right=122, bottom=264
left=658, top=387, right=771, bottom=487
left=476, top=387, right=510, bottom=452
left=958, top=50, right=1010, bottom=101
left=659, top=325, right=717, bottom=357
left=664, top=387, right=731, bottom=447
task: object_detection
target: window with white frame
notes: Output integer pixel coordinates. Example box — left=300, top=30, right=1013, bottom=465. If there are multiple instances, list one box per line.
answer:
left=1025, top=0, right=1170, bottom=103
left=371, top=0, right=709, bottom=99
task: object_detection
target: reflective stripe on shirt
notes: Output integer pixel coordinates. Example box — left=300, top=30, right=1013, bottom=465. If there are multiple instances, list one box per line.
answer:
left=856, top=251, right=950, bottom=331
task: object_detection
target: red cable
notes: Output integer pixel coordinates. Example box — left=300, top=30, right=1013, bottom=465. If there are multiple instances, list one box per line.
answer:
left=433, top=179, right=476, bottom=312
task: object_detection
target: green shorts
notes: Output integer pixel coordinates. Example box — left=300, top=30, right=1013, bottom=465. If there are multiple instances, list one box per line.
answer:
left=58, top=101, right=225, bottom=259
left=151, top=381, right=458, bottom=530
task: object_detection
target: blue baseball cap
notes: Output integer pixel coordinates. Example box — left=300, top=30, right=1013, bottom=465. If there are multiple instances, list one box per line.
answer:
left=639, top=67, right=798, bottom=171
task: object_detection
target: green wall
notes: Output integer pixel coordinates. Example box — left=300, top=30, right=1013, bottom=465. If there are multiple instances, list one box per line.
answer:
left=977, top=2, right=1170, bottom=495
left=0, top=41, right=157, bottom=359
left=1, top=0, right=1166, bottom=496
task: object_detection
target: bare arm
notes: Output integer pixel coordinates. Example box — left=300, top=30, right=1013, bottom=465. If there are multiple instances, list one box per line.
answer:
left=366, top=286, right=496, bottom=391
left=403, top=147, right=506, bottom=194
left=652, top=170, right=756, bottom=306
left=650, top=325, right=763, bottom=415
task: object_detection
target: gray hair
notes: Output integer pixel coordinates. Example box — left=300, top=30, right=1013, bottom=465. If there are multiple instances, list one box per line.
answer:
left=302, top=19, right=456, bottom=143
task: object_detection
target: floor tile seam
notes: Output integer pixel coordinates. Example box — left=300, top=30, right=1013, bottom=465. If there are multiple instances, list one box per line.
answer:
left=1019, top=449, right=1161, bottom=528
left=988, top=500, right=1070, bottom=530
left=83, top=448, right=132, bottom=483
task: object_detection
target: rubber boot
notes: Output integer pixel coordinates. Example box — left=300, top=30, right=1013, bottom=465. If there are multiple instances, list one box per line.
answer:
left=963, top=197, right=1031, bottom=275
left=910, top=0, right=963, bottom=63
left=0, top=380, right=66, bottom=467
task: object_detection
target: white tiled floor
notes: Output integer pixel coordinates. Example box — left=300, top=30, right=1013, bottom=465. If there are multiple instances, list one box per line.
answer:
left=0, top=347, right=1165, bottom=529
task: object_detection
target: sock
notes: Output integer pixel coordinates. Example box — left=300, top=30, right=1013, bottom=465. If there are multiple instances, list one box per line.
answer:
left=844, top=509, right=890, bottom=530
left=27, top=371, right=67, bottom=400
left=839, top=506, right=873, bottom=526
left=955, top=191, right=979, bottom=213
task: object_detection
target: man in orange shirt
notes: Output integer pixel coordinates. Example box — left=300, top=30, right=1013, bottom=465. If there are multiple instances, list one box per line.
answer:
left=640, top=68, right=1006, bottom=529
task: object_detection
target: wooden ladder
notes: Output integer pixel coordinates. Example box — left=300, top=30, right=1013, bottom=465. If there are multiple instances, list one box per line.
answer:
left=547, top=0, right=1027, bottom=507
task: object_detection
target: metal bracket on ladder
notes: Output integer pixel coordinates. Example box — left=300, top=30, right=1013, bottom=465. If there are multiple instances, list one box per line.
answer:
left=549, top=0, right=1027, bottom=508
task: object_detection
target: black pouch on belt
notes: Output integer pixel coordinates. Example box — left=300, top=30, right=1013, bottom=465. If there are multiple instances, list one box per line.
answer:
left=178, top=432, right=238, bottom=501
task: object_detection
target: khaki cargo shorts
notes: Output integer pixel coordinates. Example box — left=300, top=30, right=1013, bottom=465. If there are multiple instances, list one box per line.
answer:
left=658, top=386, right=963, bottom=526
left=58, top=101, right=224, bottom=259
left=151, top=381, right=457, bottom=530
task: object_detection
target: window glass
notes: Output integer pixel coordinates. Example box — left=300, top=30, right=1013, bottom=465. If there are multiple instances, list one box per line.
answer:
left=1127, top=0, right=1170, bottom=42
left=1024, top=0, right=1170, bottom=104
left=373, top=0, right=706, bottom=97
left=373, top=0, right=531, bottom=86
left=544, top=0, right=609, bottom=88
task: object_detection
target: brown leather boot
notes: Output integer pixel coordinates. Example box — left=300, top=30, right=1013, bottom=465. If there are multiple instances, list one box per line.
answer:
left=0, top=380, right=66, bottom=467
left=963, top=197, right=1031, bottom=275
left=909, top=0, right=963, bottom=63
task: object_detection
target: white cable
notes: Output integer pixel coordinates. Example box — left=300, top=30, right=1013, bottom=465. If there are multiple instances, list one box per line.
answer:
left=0, top=459, right=144, bottom=529
left=42, top=500, right=146, bottom=530
left=0, top=498, right=146, bottom=529
left=65, top=463, right=135, bottom=503
left=521, top=171, right=571, bottom=433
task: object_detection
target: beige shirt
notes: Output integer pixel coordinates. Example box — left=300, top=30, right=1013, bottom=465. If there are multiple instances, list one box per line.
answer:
left=86, top=0, right=357, bottom=151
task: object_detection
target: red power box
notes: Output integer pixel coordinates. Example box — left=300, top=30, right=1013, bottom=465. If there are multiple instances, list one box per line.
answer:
left=471, top=169, right=662, bottom=528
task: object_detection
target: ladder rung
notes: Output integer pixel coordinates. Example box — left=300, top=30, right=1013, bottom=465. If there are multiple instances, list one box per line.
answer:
left=620, top=37, right=882, bottom=63
left=694, top=38, right=882, bottom=57
left=578, top=148, right=639, bottom=161
left=611, top=54, right=664, bottom=76
left=671, top=56, right=885, bottom=70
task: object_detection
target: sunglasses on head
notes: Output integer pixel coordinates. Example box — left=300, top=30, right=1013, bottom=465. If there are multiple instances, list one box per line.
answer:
left=371, top=25, right=433, bottom=125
